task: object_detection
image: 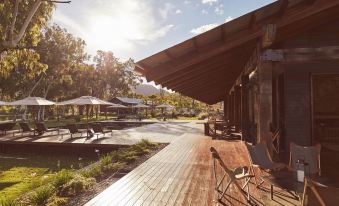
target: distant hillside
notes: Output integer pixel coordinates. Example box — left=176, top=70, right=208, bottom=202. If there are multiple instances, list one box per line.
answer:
left=131, top=84, right=160, bottom=95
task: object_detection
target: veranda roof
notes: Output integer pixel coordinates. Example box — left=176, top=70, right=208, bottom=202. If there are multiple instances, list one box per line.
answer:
left=9, top=97, right=55, bottom=106
left=135, top=0, right=339, bottom=104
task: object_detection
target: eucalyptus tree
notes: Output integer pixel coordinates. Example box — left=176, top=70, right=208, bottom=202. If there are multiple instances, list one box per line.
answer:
left=0, top=0, right=70, bottom=51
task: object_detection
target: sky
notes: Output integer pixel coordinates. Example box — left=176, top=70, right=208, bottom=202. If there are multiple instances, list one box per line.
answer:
left=52, top=0, right=275, bottom=62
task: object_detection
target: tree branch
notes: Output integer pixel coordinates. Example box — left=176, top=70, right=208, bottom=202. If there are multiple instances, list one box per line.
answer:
left=10, top=0, right=21, bottom=42
left=2, top=0, right=42, bottom=48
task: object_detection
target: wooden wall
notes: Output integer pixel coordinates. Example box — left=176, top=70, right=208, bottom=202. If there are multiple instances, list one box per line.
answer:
left=273, top=19, right=339, bottom=154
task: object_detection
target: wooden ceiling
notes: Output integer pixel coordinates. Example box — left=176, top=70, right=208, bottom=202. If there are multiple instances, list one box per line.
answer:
left=135, top=0, right=339, bottom=104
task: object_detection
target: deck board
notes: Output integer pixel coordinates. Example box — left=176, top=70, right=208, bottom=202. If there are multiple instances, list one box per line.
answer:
left=85, top=122, right=267, bottom=206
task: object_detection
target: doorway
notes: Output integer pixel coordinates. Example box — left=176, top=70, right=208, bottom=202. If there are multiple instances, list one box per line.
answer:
left=312, top=74, right=339, bottom=145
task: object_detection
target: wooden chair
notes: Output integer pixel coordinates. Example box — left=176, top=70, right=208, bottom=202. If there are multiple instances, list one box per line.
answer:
left=301, top=177, right=339, bottom=206
left=210, top=147, right=256, bottom=203
left=245, top=142, right=286, bottom=187
left=289, top=142, right=321, bottom=176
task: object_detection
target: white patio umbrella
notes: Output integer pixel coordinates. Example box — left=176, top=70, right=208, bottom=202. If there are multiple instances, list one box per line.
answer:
left=9, top=96, right=55, bottom=106
left=156, top=103, right=174, bottom=109
left=107, top=103, right=127, bottom=118
left=7, top=97, right=55, bottom=121
left=133, top=103, right=150, bottom=118
left=57, top=96, right=112, bottom=106
left=58, top=96, right=114, bottom=121
left=156, top=103, right=175, bottom=117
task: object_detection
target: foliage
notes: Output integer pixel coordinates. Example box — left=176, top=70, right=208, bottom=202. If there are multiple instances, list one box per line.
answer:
left=52, top=170, right=74, bottom=189
left=45, top=196, right=68, bottom=206
left=28, top=185, right=54, bottom=206
left=0, top=1, right=54, bottom=50
left=0, top=198, right=22, bottom=206
left=57, top=174, right=95, bottom=196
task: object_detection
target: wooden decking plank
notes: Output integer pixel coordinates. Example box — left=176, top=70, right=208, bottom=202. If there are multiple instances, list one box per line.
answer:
left=148, top=145, right=198, bottom=206
left=140, top=136, right=201, bottom=205
left=124, top=137, right=198, bottom=205
left=163, top=154, right=197, bottom=206
left=85, top=143, right=186, bottom=205
left=86, top=137, right=194, bottom=205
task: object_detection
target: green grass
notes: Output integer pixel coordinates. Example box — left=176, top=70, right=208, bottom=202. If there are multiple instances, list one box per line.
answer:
left=0, top=139, right=161, bottom=204
left=0, top=154, right=94, bottom=201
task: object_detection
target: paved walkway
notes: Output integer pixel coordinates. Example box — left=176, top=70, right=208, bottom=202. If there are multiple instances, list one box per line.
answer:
left=0, top=121, right=202, bottom=146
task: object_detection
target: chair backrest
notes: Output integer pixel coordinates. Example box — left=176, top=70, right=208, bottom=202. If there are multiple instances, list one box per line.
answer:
left=19, top=122, right=32, bottom=132
left=210, top=147, right=236, bottom=179
left=35, top=122, right=47, bottom=132
left=245, top=142, right=275, bottom=170
left=302, top=177, right=339, bottom=206
left=92, top=123, right=103, bottom=133
left=66, top=124, right=78, bottom=134
left=289, top=143, right=321, bottom=176
left=0, top=122, right=16, bottom=131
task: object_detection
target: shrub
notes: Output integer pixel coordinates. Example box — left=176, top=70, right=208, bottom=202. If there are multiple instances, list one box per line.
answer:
left=0, top=198, right=22, bottom=206
left=52, top=170, right=74, bottom=188
left=99, top=154, right=113, bottom=168
left=46, top=196, right=68, bottom=206
left=59, top=175, right=95, bottom=196
left=28, top=185, right=54, bottom=206
left=80, top=164, right=103, bottom=178
left=198, top=112, right=208, bottom=120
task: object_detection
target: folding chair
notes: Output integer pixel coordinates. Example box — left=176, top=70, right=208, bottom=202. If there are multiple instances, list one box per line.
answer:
left=245, top=142, right=286, bottom=187
left=210, top=147, right=255, bottom=203
left=289, top=142, right=321, bottom=176
left=301, top=177, right=339, bottom=206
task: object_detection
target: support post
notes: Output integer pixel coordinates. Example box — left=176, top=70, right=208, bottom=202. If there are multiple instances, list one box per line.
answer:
left=229, top=91, right=235, bottom=125
left=257, top=59, right=273, bottom=153
left=223, top=96, right=228, bottom=121
left=241, top=75, right=250, bottom=141
left=234, top=85, right=241, bottom=132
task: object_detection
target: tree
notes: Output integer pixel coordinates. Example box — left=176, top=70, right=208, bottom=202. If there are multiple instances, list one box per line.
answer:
left=92, top=51, right=137, bottom=99
left=0, top=0, right=70, bottom=51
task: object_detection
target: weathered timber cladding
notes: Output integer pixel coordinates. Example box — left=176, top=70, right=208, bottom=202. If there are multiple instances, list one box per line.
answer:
left=283, top=62, right=339, bottom=145
left=279, top=20, right=339, bottom=148
left=283, top=65, right=311, bottom=146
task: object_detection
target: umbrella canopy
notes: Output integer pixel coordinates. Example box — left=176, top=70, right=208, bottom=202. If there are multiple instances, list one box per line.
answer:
left=107, top=103, right=127, bottom=108
left=57, top=96, right=113, bottom=105
left=133, top=103, right=150, bottom=108
left=9, top=97, right=55, bottom=106
left=156, top=103, right=174, bottom=109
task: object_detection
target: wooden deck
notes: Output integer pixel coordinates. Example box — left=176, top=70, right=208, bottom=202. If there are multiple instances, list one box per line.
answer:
left=85, top=122, right=271, bottom=206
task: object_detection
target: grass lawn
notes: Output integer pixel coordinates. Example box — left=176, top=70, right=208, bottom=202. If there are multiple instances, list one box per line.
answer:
left=0, top=153, right=95, bottom=201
